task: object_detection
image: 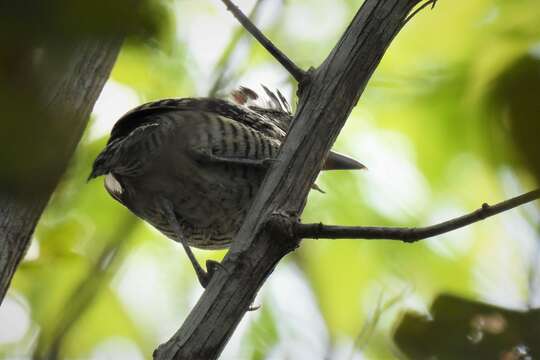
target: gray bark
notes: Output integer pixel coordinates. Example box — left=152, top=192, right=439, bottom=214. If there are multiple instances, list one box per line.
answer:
left=153, top=0, right=422, bottom=359
left=0, top=39, right=122, bottom=302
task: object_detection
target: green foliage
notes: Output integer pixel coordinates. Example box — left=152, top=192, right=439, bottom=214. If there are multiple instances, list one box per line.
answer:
left=2, top=0, right=539, bottom=359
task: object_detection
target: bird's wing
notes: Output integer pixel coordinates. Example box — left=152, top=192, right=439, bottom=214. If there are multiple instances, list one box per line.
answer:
left=230, top=86, right=293, bottom=133
left=188, top=114, right=281, bottom=168
left=89, top=122, right=161, bottom=179
left=109, top=97, right=286, bottom=145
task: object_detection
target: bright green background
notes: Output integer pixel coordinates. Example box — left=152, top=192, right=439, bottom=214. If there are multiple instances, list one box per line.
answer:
left=2, top=0, right=540, bottom=359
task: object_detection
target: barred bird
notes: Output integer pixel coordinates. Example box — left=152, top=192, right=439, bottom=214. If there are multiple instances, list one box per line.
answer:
left=89, top=86, right=364, bottom=287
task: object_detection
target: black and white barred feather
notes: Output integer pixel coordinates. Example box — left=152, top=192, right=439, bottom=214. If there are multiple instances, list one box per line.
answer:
left=89, top=86, right=363, bottom=249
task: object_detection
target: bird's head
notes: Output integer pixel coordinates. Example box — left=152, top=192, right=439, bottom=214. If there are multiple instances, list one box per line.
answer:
left=87, top=151, right=109, bottom=182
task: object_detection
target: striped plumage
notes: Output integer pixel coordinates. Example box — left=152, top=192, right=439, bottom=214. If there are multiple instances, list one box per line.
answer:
left=89, top=87, right=364, bottom=284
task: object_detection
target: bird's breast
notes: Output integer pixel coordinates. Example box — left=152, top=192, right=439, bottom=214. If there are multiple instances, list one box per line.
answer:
left=104, top=173, right=123, bottom=196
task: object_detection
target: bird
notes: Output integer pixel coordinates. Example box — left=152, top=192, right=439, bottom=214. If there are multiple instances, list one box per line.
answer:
left=88, top=86, right=365, bottom=287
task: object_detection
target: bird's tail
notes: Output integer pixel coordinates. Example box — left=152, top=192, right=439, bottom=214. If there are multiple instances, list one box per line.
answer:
left=323, top=151, right=366, bottom=171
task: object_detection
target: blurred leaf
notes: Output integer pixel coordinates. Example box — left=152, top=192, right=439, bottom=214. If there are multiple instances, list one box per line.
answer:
left=0, top=0, right=170, bottom=45
left=244, top=306, right=279, bottom=360
left=112, top=43, right=194, bottom=100
left=36, top=217, right=90, bottom=258
left=489, top=55, right=540, bottom=184
left=394, top=294, right=539, bottom=359
left=61, top=287, right=147, bottom=359
left=13, top=256, right=90, bottom=328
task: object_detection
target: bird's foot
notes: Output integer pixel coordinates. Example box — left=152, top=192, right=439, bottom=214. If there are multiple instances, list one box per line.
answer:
left=197, top=259, right=227, bottom=288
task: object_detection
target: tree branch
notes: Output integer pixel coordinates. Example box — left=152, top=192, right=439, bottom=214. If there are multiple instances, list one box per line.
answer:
left=0, top=38, right=122, bottom=303
left=154, top=1, right=423, bottom=359
left=220, top=0, right=307, bottom=83
left=296, top=189, right=540, bottom=241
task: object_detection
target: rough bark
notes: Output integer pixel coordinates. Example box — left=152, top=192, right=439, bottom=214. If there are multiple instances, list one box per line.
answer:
left=153, top=0, right=422, bottom=359
left=0, top=38, right=122, bottom=303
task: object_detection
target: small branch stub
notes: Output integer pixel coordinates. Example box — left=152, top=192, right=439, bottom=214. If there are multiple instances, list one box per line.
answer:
left=403, top=0, right=438, bottom=25
left=265, top=211, right=299, bottom=251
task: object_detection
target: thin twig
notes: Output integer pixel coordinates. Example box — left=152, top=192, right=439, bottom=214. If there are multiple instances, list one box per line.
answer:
left=297, top=189, right=540, bottom=242
left=402, top=0, right=438, bottom=26
left=209, top=0, right=266, bottom=97
left=221, top=0, right=306, bottom=83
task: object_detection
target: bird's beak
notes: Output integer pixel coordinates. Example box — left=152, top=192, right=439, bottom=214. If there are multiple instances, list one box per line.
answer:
left=323, top=151, right=366, bottom=171
left=87, top=168, right=100, bottom=182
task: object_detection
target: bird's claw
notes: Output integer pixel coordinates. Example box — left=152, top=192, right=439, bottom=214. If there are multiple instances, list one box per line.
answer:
left=262, top=158, right=279, bottom=168
left=198, top=259, right=227, bottom=288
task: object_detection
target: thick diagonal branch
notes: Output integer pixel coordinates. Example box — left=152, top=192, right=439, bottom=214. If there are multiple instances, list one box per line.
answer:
left=220, top=0, right=306, bottom=83
left=297, top=189, right=540, bottom=241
